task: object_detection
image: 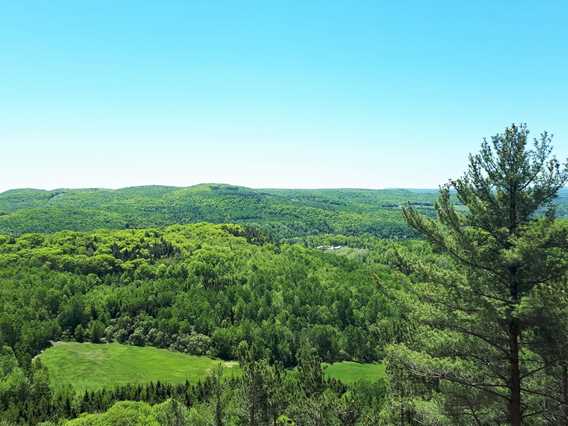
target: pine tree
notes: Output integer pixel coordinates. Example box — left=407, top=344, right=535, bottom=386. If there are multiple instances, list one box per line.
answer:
left=88, top=320, right=105, bottom=343
left=393, top=124, right=568, bottom=424
left=237, top=341, right=266, bottom=426
left=209, top=364, right=225, bottom=426
left=74, top=324, right=85, bottom=343
left=297, top=342, right=325, bottom=398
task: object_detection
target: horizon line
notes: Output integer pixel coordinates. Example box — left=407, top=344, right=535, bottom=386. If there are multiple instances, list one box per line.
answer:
left=0, top=183, right=442, bottom=194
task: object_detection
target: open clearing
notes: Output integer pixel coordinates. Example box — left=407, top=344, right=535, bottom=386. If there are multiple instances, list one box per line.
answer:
left=40, top=342, right=241, bottom=392
left=40, top=342, right=384, bottom=392
left=324, top=361, right=386, bottom=384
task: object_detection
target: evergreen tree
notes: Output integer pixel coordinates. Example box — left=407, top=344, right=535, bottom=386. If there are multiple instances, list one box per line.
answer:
left=88, top=320, right=105, bottom=343
left=210, top=364, right=225, bottom=426
left=29, top=359, right=52, bottom=422
left=74, top=325, right=85, bottom=343
left=393, top=124, right=568, bottom=424
left=237, top=341, right=267, bottom=426
left=297, top=342, right=325, bottom=398
left=236, top=341, right=290, bottom=426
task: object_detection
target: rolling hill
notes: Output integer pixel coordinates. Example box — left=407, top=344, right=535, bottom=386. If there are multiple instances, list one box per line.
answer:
left=1, top=184, right=565, bottom=240
left=0, top=184, right=438, bottom=239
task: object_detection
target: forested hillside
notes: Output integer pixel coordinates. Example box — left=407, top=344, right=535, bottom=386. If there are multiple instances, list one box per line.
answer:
left=2, top=185, right=566, bottom=241
left=0, top=223, right=410, bottom=366
left=0, top=185, right=439, bottom=239
left=0, top=222, right=409, bottom=424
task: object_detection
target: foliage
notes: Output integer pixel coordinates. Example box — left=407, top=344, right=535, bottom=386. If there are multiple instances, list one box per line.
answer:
left=388, top=124, right=568, bottom=425
left=0, top=222, right=406, bottom=423
left=0, top=185, right=442, bottom=239
left=0, top=223, right=408, bottom=370
left=62, top=399, right=189, bottom=426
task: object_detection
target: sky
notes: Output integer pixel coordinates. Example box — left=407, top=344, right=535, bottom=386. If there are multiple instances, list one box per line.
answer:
left=1, top=1, right=567, bottom=191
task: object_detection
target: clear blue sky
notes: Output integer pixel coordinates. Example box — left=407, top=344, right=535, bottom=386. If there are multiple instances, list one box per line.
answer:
left=1, top=1, right=567, bottom=191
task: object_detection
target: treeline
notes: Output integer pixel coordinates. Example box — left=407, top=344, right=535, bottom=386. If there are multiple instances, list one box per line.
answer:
left=0, top=343, right=210, bottom=425
left=1, top=339, right=387, bottom=425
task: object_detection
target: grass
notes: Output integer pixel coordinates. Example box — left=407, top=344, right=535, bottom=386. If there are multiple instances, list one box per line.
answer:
left=324, top=361, right=386, bottom=385
left=40, top=342, right=240, bottom=392
left=40, top=342, right=385, bottom=392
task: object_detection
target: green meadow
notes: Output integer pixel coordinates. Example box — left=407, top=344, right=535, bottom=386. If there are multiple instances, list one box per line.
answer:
left=40, top=342, right=384, bottom=392
left=324, top=361, right=386, bottom=385
left=40, top=342, right=240, bottom=392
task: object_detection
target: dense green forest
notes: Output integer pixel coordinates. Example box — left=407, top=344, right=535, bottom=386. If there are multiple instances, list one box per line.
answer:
left=1, top=125, right=568, bottom=425
left=0, top=223, right=410, bottom=424
left=2, top=185, right=565, bottom=241
left=0, top=186, right=445, bottom=239
left=0, top=223, right=411, bottom=367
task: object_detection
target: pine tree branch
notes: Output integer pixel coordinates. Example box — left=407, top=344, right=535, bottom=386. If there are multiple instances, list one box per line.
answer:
left=464, top=398, right=484, bottom=426
left=520, top=386, right=568, bottom=406
left=439, top=323, right=509, bottom=356
left=520, top=362, right=559, bottom=380
left=437, top=374, right=510, bottom=401
left=443, top=351, right=508, bottom=382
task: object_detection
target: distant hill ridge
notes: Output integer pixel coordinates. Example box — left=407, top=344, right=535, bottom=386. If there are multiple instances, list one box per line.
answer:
left=0, top=184, right=565, bottom=239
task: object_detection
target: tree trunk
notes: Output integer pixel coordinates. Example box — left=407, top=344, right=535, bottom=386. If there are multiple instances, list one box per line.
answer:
left=215, top=397, right=223, bottom=426
left=563, top=363, right=568, bottom=425
left=509, top=318, right=522, bottom=426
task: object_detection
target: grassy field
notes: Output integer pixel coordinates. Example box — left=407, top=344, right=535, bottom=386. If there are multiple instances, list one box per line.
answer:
left=40, top=342, right=385, bottom=392
left=40, top=342, right=240, bottom=392
left=324, top=361, right=386, bottom=384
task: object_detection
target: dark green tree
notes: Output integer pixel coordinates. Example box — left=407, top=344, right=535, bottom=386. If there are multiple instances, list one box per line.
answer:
left=88, top=320, right=105, bottom=343
left=74, top=324, right=85, bottom=343
left=209, top=364, right=225, bottom=426
left=29, top=358, right=52, bottom=423
left=237, top=341, right=270, bottom=426
left=394, top=124, right=568, bottom=424
left=297, top=342, right=326, bottom=398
